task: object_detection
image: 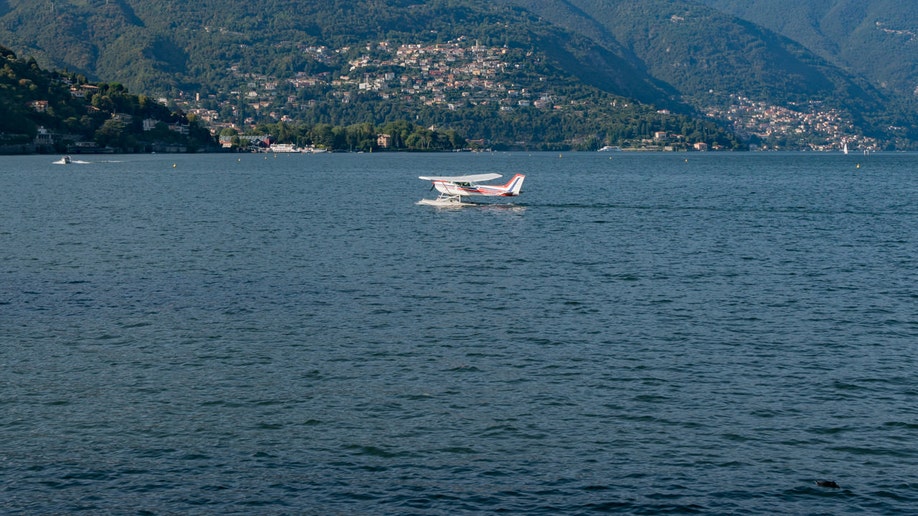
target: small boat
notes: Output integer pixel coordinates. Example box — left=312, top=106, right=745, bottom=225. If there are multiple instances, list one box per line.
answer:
left=53, top=156, right=72, bottom=165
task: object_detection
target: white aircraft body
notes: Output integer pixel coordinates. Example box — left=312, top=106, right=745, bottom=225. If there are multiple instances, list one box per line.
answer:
left=417, top=173, right=525, bottom=206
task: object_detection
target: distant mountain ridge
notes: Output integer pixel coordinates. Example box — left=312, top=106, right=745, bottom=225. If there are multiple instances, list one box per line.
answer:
left=0, top=0, right=915, bottom=149
left=513, top=0, right=869, bottom=102
left=697, top=0, right=918, bottom=97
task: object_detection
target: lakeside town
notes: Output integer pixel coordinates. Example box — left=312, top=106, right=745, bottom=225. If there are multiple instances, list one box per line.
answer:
left=173, top=37, right=877, bottom=152
left=14, top=37, right=880, bottom=153
left=704, top=94, right=881, bottom=152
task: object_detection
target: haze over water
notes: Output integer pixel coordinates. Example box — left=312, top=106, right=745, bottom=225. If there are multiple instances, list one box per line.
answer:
left=2, top=152, right=916, bottom=514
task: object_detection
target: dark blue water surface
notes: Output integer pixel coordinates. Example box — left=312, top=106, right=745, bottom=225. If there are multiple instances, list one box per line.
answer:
left=2, top=152, right=916, bottom=514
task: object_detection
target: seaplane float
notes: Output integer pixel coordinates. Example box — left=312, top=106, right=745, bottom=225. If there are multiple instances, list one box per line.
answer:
left=417, top=173, right=525, bottom=207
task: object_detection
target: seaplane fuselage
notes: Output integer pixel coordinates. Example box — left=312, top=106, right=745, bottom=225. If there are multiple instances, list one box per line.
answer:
left=427, top=174, right=524, bottom=196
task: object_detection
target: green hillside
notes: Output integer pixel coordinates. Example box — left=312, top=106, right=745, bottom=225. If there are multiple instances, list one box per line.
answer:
left=0, top=1, right=666, bottom=103
left=509, top=0, right=916, bottom=146
left=0, top=0, right=745, bottom=150
left=1, top=0, right=914, bottom=149
left=699, top=0, right=918, bottom=98
left=530, top=0, right=855, bottom=102
left=0, top=45, right=214, bottom=153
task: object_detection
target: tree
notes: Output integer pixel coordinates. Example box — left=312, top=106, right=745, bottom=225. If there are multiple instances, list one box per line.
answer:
left=95, top=118, right=129, bottom=149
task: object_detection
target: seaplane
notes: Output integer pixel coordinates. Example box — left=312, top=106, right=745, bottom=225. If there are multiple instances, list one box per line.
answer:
left=417, top=173, right=525, bottom=207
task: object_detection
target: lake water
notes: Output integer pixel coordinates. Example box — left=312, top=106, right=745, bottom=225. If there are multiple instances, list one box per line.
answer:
left=1, top=152, right=916, bottom=514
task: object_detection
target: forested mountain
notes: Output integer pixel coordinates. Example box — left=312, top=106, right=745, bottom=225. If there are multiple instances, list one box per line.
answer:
left=0, top=0, right=914, bottom=149
left=698, top=0, right=918, bottom=98
left=507, top=0, right=915, bottom=148
left=513, top=0, right=874, bottom=103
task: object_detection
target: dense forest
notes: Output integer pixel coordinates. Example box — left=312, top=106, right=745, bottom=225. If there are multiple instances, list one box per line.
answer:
left=227, top=120, right=467, bottom=153
left=234, top=104, right=740, bottom=153
left=698, top=0, right=918, bottom=98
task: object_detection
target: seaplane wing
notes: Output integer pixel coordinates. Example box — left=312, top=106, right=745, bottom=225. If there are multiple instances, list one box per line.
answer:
left=418, top=173, right=502, bottom=182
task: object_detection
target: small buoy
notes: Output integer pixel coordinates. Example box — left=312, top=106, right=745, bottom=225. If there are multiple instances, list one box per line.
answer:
left=816, top=480, right=840, bottom=489
left=856, top=163, right=860, bottom=169
left=172, top=163, right=176, bottom=168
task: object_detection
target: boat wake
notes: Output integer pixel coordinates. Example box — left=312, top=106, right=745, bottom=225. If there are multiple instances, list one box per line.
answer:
left=52, top=158, right=92, bottom=165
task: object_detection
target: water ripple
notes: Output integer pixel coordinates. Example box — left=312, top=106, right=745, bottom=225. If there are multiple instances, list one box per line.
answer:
left=1, top=153, right=917, bottom=514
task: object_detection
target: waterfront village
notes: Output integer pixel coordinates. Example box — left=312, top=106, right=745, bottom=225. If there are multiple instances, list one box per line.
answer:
left=704, top=94, right=881, bottom=152
left=29, top=37, right=879, bottom=153
left=180, top=37, right=878, bottom=152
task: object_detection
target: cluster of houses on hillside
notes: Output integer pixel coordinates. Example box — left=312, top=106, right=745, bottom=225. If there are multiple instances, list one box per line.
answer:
left=28, top=118, right=193, bottom=154
left=166, top=37, right=872, bottom=151
left=15, top=80, right=196, bottom=154
left=705, top=94, right=878, bottom=151
left=7, top=34, right=880, bottom=153
left=175, top=37, right=583, bottom=136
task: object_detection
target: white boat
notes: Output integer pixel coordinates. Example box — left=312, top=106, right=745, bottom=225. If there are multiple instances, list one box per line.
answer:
left=269, top=143, right=301, bottom=153
left=53, top=156, right=72, bottom=165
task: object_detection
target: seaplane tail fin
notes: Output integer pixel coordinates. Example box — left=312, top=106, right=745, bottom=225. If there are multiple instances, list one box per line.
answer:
left=502, top=174, right=525, bottom=196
